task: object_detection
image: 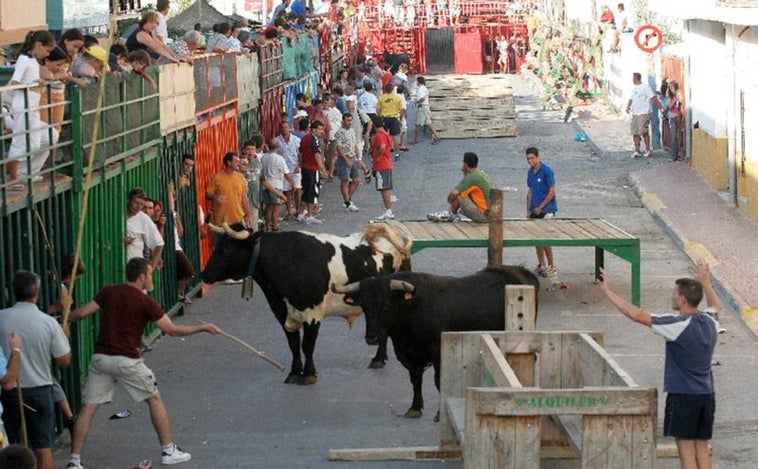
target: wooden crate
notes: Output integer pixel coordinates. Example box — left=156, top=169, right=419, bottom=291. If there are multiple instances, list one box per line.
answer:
left=159, top=63, right=196, bottom=135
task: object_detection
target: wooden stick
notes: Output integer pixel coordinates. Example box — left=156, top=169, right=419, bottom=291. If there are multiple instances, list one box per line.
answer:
left=196, top=320, right=285, bottom=372
left=16, top=381, right=28, bottom=448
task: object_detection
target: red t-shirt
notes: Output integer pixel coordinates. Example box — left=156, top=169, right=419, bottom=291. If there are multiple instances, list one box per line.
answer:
left=381, top=70, right=393, bottom=88
left=300, top=133, right=323, bottom=171
left=94, top=284, right=164, bottom=358
left=372, top=128, right=393, bottom=171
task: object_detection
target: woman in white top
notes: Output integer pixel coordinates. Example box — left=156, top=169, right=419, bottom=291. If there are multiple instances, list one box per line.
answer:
left=7, top=30, right=56, bottom=187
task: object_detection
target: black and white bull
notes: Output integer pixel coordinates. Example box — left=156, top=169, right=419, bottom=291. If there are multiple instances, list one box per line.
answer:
left=200, top=222, right=412, bottom=385
left=334, top=266, right=540, bottom=418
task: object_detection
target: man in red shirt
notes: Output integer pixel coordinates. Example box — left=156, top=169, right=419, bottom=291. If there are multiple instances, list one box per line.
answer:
left=297, top=120, right=328, bottom=225
left=66, top=258, right=221, bottom=469
left=370, top=118, right=395, bottom=221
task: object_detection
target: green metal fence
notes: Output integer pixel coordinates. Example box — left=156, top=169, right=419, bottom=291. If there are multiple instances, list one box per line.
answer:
left=238, top=107, right=261, bottom=149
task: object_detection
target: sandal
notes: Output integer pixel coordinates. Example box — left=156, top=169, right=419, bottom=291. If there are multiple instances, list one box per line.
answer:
left=400, top=147, right=409, bottom=152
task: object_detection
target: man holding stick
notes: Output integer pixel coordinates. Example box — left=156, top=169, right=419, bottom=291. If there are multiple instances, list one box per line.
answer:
left=66, top=258, right=220, bottom=469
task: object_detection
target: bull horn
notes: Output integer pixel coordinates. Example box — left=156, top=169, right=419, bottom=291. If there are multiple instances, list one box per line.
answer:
left=389, top=280, right=415, bottom=292
left=222, top=222, right=250, bottom=240
left=206, top=222, right=225, bottom=234
left=332, top=282, right=360, bottom=294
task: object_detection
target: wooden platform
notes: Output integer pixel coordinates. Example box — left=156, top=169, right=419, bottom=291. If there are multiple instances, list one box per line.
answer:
left=390, top=218, right=641, bottom=305
left=427, top=74, right=518, bottom=139
left=1, top=172, right=73, bottom=215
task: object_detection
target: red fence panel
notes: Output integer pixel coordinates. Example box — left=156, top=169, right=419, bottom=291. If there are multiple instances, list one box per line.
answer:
left=454, top=32, right=484, bottom=74
left=260, top=85, right=285, bottom=142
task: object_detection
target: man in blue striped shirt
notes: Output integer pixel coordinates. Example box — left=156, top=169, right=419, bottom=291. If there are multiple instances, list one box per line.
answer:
left=599, top=259, right=719, bottom=469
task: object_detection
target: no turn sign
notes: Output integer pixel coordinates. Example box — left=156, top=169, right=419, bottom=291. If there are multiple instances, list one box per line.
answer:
left=634, top=24, right=663, bottom=53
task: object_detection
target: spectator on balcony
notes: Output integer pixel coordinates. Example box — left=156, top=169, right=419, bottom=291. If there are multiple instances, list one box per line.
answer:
left=126, top=11, right=181, bottom=64
left=270, top=0, right=292, bottom=24
left=6, top=30, right=56, bottom=188
left=206, top=22, right=231, bottom=53
left=225, top=21, right=246, bottom=52
left=57, top=29, right=84, bottom=72
left=193, top=23, right=206, bottom=49
left=71, top=45, right=110, bottom=80
left=155, top=0, right=171, bottom=44
left=108, top=43, right=130, bottom=72
left=129, top=50, right=158, bottom=91
left=183, top=30, right=202, bottom=53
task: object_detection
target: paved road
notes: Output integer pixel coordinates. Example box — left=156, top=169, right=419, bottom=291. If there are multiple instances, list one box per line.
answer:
left=54, top=75, right=758, bottom=468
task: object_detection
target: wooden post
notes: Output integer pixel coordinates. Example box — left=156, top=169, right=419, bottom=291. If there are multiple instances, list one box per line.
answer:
left=488, top=188, right=504, bottom=267
left=505, top=286, right=537, bottom=387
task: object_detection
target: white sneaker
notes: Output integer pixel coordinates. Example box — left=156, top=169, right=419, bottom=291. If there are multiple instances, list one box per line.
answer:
left=304, top=216, right=323, bottom=225
left=642, top=151, right=651, bottom=158
left=296, top=214, right=306, bottom=224
left=162, top=444, right=191, bottom=465
left=66, top=463, right=84, bottom=469
left=374, top=210, right=395, bottom=221
left=346, top=202, right=360, bottom=212
left=390, top=195, right=399, bottom=202
left=631, top=151, right=641, bottom=158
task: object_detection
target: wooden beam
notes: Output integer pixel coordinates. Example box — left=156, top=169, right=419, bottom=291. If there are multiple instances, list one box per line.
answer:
left=446, top=397, right=467, bottom=444
left=577, top=332, right=638, bottom=387
left=480, top=334, right=523, bottom=388
left=328, top=446, right=462, bottom=461
left=487, top=188, right=503, bottom=267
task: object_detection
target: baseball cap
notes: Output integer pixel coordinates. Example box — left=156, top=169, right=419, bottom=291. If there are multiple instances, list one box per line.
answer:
left=86, top=45, right=110, bottom=72
left=294, top=109, right=308, bottom=118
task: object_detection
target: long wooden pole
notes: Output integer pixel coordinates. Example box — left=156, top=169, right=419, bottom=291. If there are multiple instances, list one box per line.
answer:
left=196, top=320, right=285, bottom=372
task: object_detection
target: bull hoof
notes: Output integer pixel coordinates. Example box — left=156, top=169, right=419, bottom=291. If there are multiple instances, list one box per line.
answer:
left=300, top=374, right=318, bottom=385
left=434, top=410, right=440, bottom=422
left=368, top=359, right=386, bottom=369
left=403, top=409, right=422, bottom=419
left=284, top=373, right=301, bottom=384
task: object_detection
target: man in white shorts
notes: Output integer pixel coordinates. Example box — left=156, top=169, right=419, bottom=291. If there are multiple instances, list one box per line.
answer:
left=275, top=121, right=302, bottom=220
left=412, top=76, right=440, bottom=145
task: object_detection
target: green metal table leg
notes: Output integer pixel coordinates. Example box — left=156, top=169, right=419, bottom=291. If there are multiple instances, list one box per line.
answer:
left=631, top=251, right=641, bottom=306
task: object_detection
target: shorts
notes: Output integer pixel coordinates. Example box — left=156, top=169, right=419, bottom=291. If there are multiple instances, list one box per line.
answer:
left=262, top=189, right=285, bottom=205
left=458, top=197, right=489, bottom=223
left=374, top=169, right=392, bottom=191
left=400, top=117, right=407, bottom=133
left=301, top=168, right=319, bottom=204
left=51, top=380, right=66, bottom=402
left=336, top=157, right=361, bottom=181
left=631, top=114, right=651, bottom=136
left=383, top=117, right=401, bottom=136
left=529, top=212, right=556, bottom=219
left=416, top=106, right=433, bottom=126
left=82, top=354, right=159, bottom=405
left=664, top=393, right=715, bottom=440
left=283, top=171, right=302, bottom=191
left=176, top=249, right=193, bottom=281
left=1, top=386, right=55, bottom=449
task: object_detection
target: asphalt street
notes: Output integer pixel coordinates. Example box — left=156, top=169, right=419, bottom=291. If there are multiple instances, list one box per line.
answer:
left=53, top=75, right=758, bottom=468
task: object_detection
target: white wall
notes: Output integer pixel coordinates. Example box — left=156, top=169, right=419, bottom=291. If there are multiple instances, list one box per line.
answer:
left=731, top=25, right=758, bottom=163
left=687, top=19, right=728, bottom=137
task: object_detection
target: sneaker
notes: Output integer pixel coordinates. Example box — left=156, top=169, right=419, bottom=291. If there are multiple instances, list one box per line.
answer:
left=374, top=210, right=395, bottom=221
left=534, top=264, right=546, bottom=276
left=296, top=214, right=306, bottom=224
left=394, top=153, right=401, bottom=161
left=390, top=195, right=399, bottom=202
left=162, top=445, right=191, bottom=465
left=543, top=266, right=558, bottom=278
left=631, top=151, right=641, bottom=158
left=642, top=151, right=651, bottom=158
left=66, top=463, right=84, bottom=469
left=426, top=210, right=448, bottom=222
left=304, top=216, right=323, bottom=225
left=346, top=202, right=360, bottom=212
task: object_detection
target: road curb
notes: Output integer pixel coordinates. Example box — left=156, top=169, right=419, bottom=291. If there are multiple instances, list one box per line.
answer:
left=629, top=172, right=750, bottom=326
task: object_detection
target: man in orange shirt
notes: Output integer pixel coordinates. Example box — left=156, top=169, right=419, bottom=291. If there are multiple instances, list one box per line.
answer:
left=427, top=152, right=491, bottom=223
left=205, top=152, right=253, bottom=229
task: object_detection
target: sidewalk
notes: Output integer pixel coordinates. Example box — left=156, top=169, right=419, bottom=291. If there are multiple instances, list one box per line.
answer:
left=574, top=102, right=758, bottom=332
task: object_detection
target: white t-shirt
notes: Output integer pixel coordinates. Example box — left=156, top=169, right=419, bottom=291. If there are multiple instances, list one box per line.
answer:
left=629, top=83, right=655, bottom=116
left=415, top=84, right=430, bottom=107
left=276, top=133, right=301, bottom=173
left=326, top=107, right=343, bottom=140
left=359, top=91, right=378, bottom=114
left=11, top=54, right=41, bottom=109
left=261, top=152, right=290, bottom=191
left=156, top=11, right=168, bottom=43
left=126, top=211, right=165, bottom=261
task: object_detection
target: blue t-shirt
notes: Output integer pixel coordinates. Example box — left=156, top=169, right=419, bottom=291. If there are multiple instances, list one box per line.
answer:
left=651, top=310, right=719, bottom=394
left=526, top=162, right=557, bottom=214
left=290, top=0, right=307, bottom=16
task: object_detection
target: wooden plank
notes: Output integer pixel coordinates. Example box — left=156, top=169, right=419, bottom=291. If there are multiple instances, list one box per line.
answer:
left=328, top=446, right=462, bottom=461
left=539, top=333, right=567, bottom=447
left=466, top=387, right=518, bottom=468
left=514, top=416, right=541, bottom=469
left=439, top=332, right=468, bottom=447
left=420, top=221, right=454, bottom=240
left=504, top=220, right=537, bottom=239
left=402, top=221, right=436, bottom=240
left=505, top=285, right=536, bottom=332
left=469, top=387, right=657, bottom=417
left=446, top=397, right=467, bottom=444
left=556, top=219, right=600, bottom=240
left=582, top=415, right=609, bottom=467
left=434, top=220, right=473, bottom=240
left=561, top=330, right=582, bottom=388
left=554, top=415, right=583, bottom=456
left=606, top=415, right=634, bottom=469
left=578, top=333, right=638, bottom=387
left=630, top=414, right=657, bottom=468
left=480, top=334, right=523, bottom=388
left=587, top=219, right=633, bottom=239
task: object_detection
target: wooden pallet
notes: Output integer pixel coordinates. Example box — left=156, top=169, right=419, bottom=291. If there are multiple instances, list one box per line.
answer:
left=425, top=74, right=518, bottom=139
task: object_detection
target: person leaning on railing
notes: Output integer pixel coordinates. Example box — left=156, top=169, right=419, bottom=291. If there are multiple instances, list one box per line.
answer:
left=126, top=11, right=182, bottom=66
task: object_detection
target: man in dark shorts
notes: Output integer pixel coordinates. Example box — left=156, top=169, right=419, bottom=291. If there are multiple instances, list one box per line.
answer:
left=377, top=83, right=403, bottom=161
left=297, top=120, right=328, bottom=225
left=66, top=258, right=221, bottom=469
left=370, top=118, right=394, bottom=221
left=598, top=259, right=719, bottom=469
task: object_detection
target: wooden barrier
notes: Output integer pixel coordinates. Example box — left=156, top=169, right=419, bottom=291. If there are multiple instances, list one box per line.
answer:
left=439, top=330, right=659, bottom=468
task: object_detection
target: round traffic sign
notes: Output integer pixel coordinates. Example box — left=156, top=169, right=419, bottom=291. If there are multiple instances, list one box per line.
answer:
left=634, top=24, right=663, bottom=53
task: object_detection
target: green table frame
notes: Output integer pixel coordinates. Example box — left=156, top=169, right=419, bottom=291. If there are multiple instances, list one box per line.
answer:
left=397, top=218, right=641, bottom=306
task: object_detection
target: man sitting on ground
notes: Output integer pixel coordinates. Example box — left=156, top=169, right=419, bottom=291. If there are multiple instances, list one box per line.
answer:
left=427, top=152, right=491, bottom=223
